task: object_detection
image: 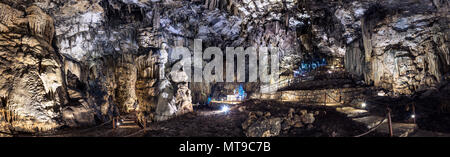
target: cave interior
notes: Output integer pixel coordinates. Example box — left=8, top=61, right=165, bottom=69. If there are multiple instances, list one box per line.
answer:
left=0, top=0, right=449, bottom=137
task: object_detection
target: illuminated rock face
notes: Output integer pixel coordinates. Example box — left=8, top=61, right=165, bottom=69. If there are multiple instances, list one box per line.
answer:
left=0, top=3, right=67, bottom=133
left=344, top=1, right=450, bottom=95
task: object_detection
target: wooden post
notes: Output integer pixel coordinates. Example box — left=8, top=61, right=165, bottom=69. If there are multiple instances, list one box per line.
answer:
left=112, top=117, right=116, bottom=129
left=387, top=108, right=393, bottom=137
left=412, top=103, right=416, bottom=125
left=324, top=93, right=327, bottom=106
left=339, top=90, right=342, bottom=104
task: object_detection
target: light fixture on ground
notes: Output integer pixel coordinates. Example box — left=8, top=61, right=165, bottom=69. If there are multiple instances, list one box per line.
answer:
left=361, top=102, right=367, bottom=108
left=116, top=122, right=121, bottom=126
left=221, top=105, right=230, bottom=113
left=411, top=114, right=415, bottom=118
left=377, top=91, right=386, bottom=96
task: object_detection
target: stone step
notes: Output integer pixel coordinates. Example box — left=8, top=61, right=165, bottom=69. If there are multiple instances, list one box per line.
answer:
left=118, top=125, right=140, bottom=129
left=117, top=119, right=139, bottom=129
left=119, top=123, right=136, bottom=126
left=376, top=123, right=417, bottom=137
left=336, top=107, right=369, bottom=118
left=118, top=118, right=135, bottom=122
left=352, top=115, right=387, bottom=129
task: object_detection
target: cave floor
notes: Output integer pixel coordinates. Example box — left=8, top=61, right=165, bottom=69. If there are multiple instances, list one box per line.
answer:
left=8, top=69, right=447, bottom=137
left=11, top=68, right=447, bottom=137
left=20, top=93, right=447, bottom=137
left=18, top=69, right=450, bottom=137
left=21, top=100, right=395, bottom=137
left=13, top=96, right=449, bottom=137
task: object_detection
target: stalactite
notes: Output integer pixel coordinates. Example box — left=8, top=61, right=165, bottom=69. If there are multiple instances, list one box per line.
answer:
left=26, top=6, right=54, bottom=43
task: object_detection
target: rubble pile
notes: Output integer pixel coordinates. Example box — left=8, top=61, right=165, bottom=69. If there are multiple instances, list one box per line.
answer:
left=242, top=108, right=319, bottom=137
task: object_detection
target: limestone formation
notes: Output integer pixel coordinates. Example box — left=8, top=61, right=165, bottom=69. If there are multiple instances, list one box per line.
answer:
left=344, top=0, right=449, bottom=95
left=0, top=3, right=67, bottom=133
left=0, top=0, right=448, bottom=134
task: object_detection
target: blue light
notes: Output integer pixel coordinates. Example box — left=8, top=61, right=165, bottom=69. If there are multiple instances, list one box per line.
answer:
left=207, top=97, right=211, bottom=105
left=296, top=58, right=328, bottom=76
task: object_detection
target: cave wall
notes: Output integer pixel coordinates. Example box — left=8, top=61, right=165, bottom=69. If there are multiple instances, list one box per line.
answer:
left=0, top=3, right=68, bottom=133
left=1, top=0, right=448, bottom=133
left=343, top=0, right=450, bottom=95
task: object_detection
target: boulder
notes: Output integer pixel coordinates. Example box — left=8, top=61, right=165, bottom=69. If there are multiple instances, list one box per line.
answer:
left=62, top=106, right=96, bottom=128
left=245, top=117, right=282, bottom=137
left=175, top=83, right=193, bottom=115
left=154, top=80, right=177, bottom=121
left=301, top=113, right=315, bottom=124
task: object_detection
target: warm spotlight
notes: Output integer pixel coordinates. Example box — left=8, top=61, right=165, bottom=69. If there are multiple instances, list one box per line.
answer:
left=361, top=102, right=367, bottom=108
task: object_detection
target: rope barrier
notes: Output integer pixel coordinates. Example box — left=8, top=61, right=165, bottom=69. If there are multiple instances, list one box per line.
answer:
left=353, top=114, right=388, bottom=137
left=325, top=91, right=341, bottom=104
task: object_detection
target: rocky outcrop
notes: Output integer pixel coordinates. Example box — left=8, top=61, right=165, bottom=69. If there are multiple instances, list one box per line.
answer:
left=154, top=50, right=193, bottom=121
left=174, top=82, right=193, bottom=115
left=114, top=54, right=138, bottom=112
left=36, top=0, right=112, bottom=61
left=242, top=112, right=282, bottom=137
left=153, top=76, right=193, bottom=121
left=344, top=0, right=450, bottom=95
left=242, top=108, right=318, bottom=137
left=0, top=3, right=67, bottom=133
left=288, top=0, right=450, bottom=95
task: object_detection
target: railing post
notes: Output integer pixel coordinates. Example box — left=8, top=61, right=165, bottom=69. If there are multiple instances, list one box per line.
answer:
left=112, top=117, right=116, bottom=129
left=324, top=92, right=327, bottom=106
left=412, top=102, right=416, bottom=126
left=387, top=108, right=393, bottom=137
